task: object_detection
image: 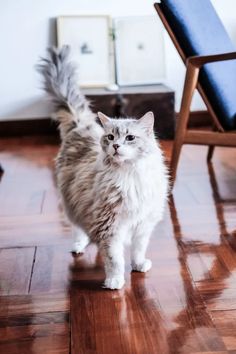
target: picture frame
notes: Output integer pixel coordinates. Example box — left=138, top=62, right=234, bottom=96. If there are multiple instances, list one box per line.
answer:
left=57, top=15, right=115, bottom=88
left=114, top=16, right=166, bottom=86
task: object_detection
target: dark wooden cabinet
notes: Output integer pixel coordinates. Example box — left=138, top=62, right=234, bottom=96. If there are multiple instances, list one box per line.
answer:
left=82, top=84, right=175, bottom=139
left=0, top=85, right=175, bottom=139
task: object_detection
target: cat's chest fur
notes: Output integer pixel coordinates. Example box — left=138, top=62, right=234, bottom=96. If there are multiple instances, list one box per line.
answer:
left=96, top=154, right=167, bottom=219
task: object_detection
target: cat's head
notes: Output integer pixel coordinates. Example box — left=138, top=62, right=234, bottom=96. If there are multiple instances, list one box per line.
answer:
left=98, top=111, right=155, bottom=164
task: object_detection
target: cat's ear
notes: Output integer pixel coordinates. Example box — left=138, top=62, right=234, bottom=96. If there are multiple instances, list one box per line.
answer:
left=138, top=111, right=154, bottom=134
left=97, top=112, right=111, bottom=127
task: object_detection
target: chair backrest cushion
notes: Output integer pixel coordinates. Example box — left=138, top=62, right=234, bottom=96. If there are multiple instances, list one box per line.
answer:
left=160, top=0, right=236, bottom=130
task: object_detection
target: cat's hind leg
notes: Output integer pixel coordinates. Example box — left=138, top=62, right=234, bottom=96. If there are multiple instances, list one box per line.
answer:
left=72, top=225, right=90, bottom=254
left=131, top=221, right=155, bottom=272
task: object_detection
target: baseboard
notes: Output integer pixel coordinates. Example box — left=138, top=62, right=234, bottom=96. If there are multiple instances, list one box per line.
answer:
left=0, top=111, right=212, bottom=138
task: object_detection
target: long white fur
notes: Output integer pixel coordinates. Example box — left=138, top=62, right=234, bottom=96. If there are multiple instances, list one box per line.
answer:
left=38, top=46, right=169, bottom=290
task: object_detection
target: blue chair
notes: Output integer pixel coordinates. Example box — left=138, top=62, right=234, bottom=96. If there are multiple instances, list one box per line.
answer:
left=154, top=0, right=236, bottom=184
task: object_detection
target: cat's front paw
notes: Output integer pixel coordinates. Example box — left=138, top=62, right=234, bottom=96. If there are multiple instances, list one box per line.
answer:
left=72, top=242, right=86, bottom=254
left=132, top=259, right=152, bottom=272
left=103, top=276, right=125, bottom=290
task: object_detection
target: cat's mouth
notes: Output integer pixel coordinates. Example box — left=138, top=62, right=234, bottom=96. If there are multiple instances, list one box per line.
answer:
left=112, top=151, right=124, bottom=162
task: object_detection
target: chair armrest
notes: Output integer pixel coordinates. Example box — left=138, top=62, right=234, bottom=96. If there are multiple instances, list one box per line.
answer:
left=188, top=51, right=236, bottom=67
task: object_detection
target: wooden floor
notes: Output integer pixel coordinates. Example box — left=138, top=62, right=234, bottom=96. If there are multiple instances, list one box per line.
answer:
left=0, top=135, right=236, bottom=354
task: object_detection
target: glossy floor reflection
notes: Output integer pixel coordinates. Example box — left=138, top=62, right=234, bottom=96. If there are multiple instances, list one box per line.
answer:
left=0, top=136, right=235, bottom=354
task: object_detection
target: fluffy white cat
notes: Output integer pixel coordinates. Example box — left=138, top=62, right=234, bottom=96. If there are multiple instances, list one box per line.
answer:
left=38, top=46, right=169, bottom=289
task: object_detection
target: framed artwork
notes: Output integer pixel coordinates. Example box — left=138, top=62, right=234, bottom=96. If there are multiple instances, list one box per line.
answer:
left=57, top=16, right=115, bottom=88
left=114, top=16, right=166, bottom=86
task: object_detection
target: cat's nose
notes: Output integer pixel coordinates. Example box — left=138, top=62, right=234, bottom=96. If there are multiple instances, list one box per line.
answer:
left=113, top=144, right=120, bottom=150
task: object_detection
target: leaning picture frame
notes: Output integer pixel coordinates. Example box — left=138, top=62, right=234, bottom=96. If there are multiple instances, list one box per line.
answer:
left=57, top=15, right=115, bottom=88
left=114, top=16, right=166, bottom=86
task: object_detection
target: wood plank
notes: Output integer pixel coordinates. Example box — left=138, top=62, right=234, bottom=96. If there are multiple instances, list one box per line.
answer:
left=186, top=252, right=212, bottom=282
left=0, top=247, right=35, bottom=295
left=0, top=182, right=45, bottom=216
left=0, top=213, right=71, bottom=248
left=196, top=280, right=236, bottom=311
left=0, top=310, right=69, bottom=354
left=185, top=130, right=236, bottom=146
left=212, top=310, right=236, bottom=351
left=42, top=187, right=61, bottom=214
left=0, top=293, right=69, bottom=317
left=0, top=334, right=69, bottom=354
left=0, top=312, right=69, bottom=353
left=30, top=245, right=73, bottom=294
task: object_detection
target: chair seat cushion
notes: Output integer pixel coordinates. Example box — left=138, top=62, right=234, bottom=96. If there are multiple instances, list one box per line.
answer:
left=161, top=0, right=236, bottom=130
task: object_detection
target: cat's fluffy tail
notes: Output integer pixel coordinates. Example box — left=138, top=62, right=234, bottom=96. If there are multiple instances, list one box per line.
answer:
left=37, top=46, right=95, bottom=138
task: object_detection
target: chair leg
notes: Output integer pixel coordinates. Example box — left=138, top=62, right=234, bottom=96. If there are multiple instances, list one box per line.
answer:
left=170, top=137, right=184, bottom=184
left=207, top=146, right=215, bottom=162
left=170, top=63, right=200, bottom=186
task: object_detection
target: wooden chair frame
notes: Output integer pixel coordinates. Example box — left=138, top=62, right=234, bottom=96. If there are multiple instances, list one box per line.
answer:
left=154, top=3, right=236, bottom=184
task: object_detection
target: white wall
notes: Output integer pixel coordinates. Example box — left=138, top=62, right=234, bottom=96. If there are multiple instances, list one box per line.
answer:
left=0, top=0, right=236, bottom=120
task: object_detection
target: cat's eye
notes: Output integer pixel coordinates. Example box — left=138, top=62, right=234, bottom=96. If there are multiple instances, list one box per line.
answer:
left=107, top=134, right=114, bottom=141
left=126, top=135, right=135, bottom=141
